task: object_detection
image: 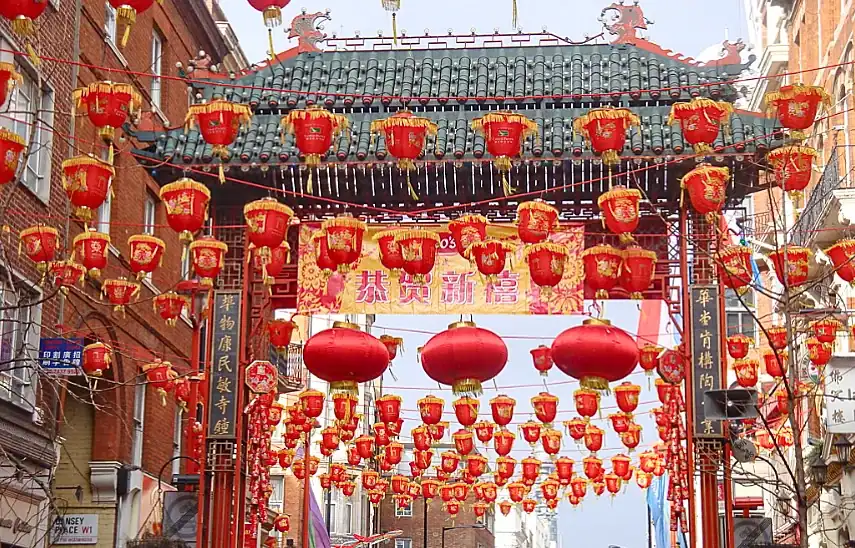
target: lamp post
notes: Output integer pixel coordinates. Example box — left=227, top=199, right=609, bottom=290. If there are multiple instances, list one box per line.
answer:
left=441, top=524, right=486, bottom=548
left=834, top=436, right=852, bottom=464
left=811, top=461, right=829, bottom=487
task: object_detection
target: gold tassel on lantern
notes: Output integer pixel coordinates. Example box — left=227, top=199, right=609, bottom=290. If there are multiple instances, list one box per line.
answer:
left=512, top=0, right=518, bottom=29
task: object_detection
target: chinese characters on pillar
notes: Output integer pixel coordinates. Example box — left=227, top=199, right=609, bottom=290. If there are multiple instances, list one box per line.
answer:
left=208, top=291, right=242, bottom=439
left=690, top=285, right=724, bottom=438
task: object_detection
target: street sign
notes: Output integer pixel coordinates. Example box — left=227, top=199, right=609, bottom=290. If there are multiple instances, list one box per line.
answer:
left=163, top=491, right=197, bottom=547
left=51, top=514, right=98, bottom=544
left=39, top=338, right=84, bottom=376
left=826, top=356, right=855, bottom=433
left=689, top=285, right=724, bottom=438
left=208, top=291, right=242, bottom=439
left=733, top=516, right=772, bottom=548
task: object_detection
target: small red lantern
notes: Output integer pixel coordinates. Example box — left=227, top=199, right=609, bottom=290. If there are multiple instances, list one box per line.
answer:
left=530, top=345, right=553, bottom=377
left=63, top=155, right=114, bottom=222
left=361, top=470, right=379, bottom=490
left=620, top=247, right=657, bottom=300
left=421, top=479, right=439, bottom=500
left=0, top=128, right=25, bottom=185
left=516, top=200, right=559, bottom=244
left=570, top=476, right=587, bottom=499
left=776, top=426, right=794, bottom=448
left=621, top=423, right=642, bottom=451
left=273, top=514, right=290, bottom=534
left=717, top=245, right=754, bottom=293
left=413, top=449, right=433, bottom=471
left=186, top=100, right=252, bottom=182
left=447, top=214, right=488, bottom=260
left=346, top=447, right=361, bottom=467
left=391, top=475, right=408, bottom=495
left=775, top=390, right=789, bottom=415
left=126, top=235, right=166, bottom=280
left=303, top=321, right=389, bottom=395
left=188, top=237, right=228, bottom=287
left=142, top=360, right=176, bottom=405
left=452, top=429, right=474, bottom=456
left=373, top=423, right=391, bottom=447
left=268, top=318, right=298, bottom=354
left=72, top=230, right=110, bottom=279
left=439, top=483, right=455, bottom=503
left=445, top=500, right=461, bottom=517
left=499, top=501, right=513, bottom=516
left=581, top=245, right=622, bottom=299
left=521, top=498, right=537, bottom=514
left=604, top=473, right=622, bottom=496
left=467, top=455, right=488, bottom=477
left=19, top=226, right=58, bottom=272
left=395, top=229, right=440, bottom=283
left=153, top=292, right=189, bottom=327
left=374, top=229, right=405, bottom=278
left=472, top=502, right=489, bottom=518
left=278, top=448, right=294, bottom=469
left=159, top=179, right=211, bottom=244
left=639, top=344, right=662, bottom=375
left=638, top=451, right=658, bottom=474
left=755, top=429, right=774, bottom=451
left=564, top=417, right=588, bottom=442
left=614, top=382, right=641, bottom=415
left=541, top=428, right=562, bottom=457
left=521, top=457, right=541, bottom=481
left=73, top=82, right=142, bottom=142
left=319, top=473, right=333, bottom=490
left=520, top=421, right=542, bottom=446
left=767, top=327, right=788, bottom=350
left=244, top=198, right=294, bottom=262
left=0, top=0, right=48, bottom=37
left=496, top=456, right=516, bottom=479
left=299, top=389, right=325, bottom=419
left=609, top=413, right=631, bottom=434
left=681, top=164, right=729, bottom=223
left=480, top=482, right=498, bottom=503
left=340, top=481, right=356, bottom=497
left=733, top=359, right=759, bottom=388
left=428, top=421, right=449, bottom=442
left=465, top=239, right=515, bottom=283
left=654, top=379, right=673, bottom=404
left=320, top=216, right=366, bottom=274
left=412, top=426, right=432, bottom=451
left=667, top=98, right=733, bottom=154
left=507, top=482, right=527, bottom=503
left=593, top=482, right=606, bottom=496
left=421, top=321, right=508, bottom=396
left=554, top=457, right=574, bottom=485
left=807, top=337, right=832, bottom=366
left=418, top=395, right=444, bottom=425
left=453, top=396, right=479, bottom=428
left=765, top=84, right=831, bottom=139
left=490, top=394, right=515, bottom=428
left=573, top=389, right=600, bottom=420
left=0, top=65, right=22, bottom=114
left=612, top=454, right=631, bottom=478
left=82, top=342, right=112, bottom=377
left=726, top=334, right=752, bottom=360
left=441, top=451, right=460, bottom=474
left=281, top=106, right=350, bottom=190
left=811, top=318, right=842, bottom=344
left=371, top=111, right=438, bottom=199
left=573, top=107, right=640, bottom=166
left=377, top=394, right=402, bottom=425
left=321, top=427, right=340, bottom=452
left=367, top=490, right=384, bottom=506
left=826, top=240, right=855, bottom=285
left=102, top=278, right=140, bottom=315
left=532, top=392, right=559, bottom=425
left=597, top=186, right=642, bottom=243
left=474, top=421, right=495, bottom=444
left=583, top=456, right=603, bottom=480
left=524, top=242, right=569, bottom=292
left=768, top=245, right=812, bottom=288
left=763, top=349, right=788, bottom=379
left=379, top=334, right=404, bottom=362
left=767, top=146, right=817, bottom=199
left=471, top=111, right=539, bottom=195
left=584, top=425, right=604, bottom=454
left=493, top=430, right=515, bottom=457
left=636, top=471, right=653, bottom=489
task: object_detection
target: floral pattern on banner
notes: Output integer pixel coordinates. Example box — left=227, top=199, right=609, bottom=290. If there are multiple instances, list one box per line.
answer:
left=297, top=223, right=584, bottom=315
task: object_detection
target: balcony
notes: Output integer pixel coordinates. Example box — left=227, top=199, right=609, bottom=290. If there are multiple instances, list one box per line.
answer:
left=270, top=343, right=306, bottom=393
left=791, top=148, right=849, bottom=248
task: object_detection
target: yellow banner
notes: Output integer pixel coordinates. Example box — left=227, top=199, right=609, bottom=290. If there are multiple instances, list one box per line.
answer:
left=297, top=223, right=585, bottom=315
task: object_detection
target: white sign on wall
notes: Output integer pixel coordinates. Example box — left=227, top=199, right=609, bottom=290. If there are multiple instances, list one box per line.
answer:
left=825, top=357, right=855, bottom=433
left=52, top=514, right=99, bottom=545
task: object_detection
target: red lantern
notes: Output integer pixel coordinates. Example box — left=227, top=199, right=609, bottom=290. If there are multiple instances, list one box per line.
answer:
left=412, top=426, right=432, bottom=451
left=516, top=200, right=559, bottom=244
left=142, top=360, right=176, bottom=405
left=159, top=179, right=211, bottom=243
left=320, top=427, right=340, bottom=452
left=776, top=426, right=794, bottom=448
left=268, top=318, right=298, bottom=354
left=553, top=318, right=640, bottom=391
left=126, top=235, right=166, bottom=280
left=72, top=230, right=110, bottom=279
left=507, top=482, right=527, bottom=503
left=441, top=451, right=460, bottom=474
left=614, top=382, right=641, bottom=414
left=474, top=421, right=495, bottom=444
left=452, top=429, right=474, bottom=456
left=755, top=429, right=774, bottom=451
left=278, top=449, right=294, bottom=469
left=346, top=446, right=361, bottom=467
left=428, top=421, right=449, bottom=442
left=767, top=145, right=817, bottom=199
left=775, top=390, right=789, bottom=415
left=19, top=226, right=58, bottom=272
left=768, top=245, right=812, bottom=288
left=282, top=106, right=350, bottom=188
left=524, top=242, right=569, bottom=292
left=186, top=100, right=252, bottom=181
left=490, top=394, right=515, bottom=428
left=811, top=318, right=842, bottom=344
left=638, top=451, right=658, bottom=474
left=570, top=478, right=587, bottom=501
left=367, top=490, right=384, bottom=505
left=0, top=0, right=48, bottom=37
left=303, top=321, right=389, bottom=394
left=597, top=186, right=642, bottom=243
left=421, top=479, right=439, bottom=500
left=609, top=413, right=631, bottom=434
left=668, top=99, right=733, bottom=154
left=340, top=481, right=356, bottom=497
left=826, top=239, right=855, bottom=285
left=245, top=198, right=294, bottom=261
left=447, top=214, right=488, bottom=259
left=453, top=396, right=479, bottom=428
left=583, top=457, right=603, bottom=480
left=573, top=107, right=639, bottom=165
left=652, top=407, right=669, bottom=428
left=807, top=338, right=832, bottom=367
left=499, top=501, right=513, bottom=516
left=421, top=321, right=508, bottom=396
left=529, top=345, right=554, bottom=377
left=584, top=425, right=604, bottom=454
left=541, top=428, right=562, bottom=457
left=581, top=245, right=623, bottom=299
left=521, top=457, right=541, bottom=481
left=636, top=471, right=653, bottom=489
left=520, top=497, right=536, bottom=514
left=273, top=514, right=290, bottom=534
left=106, top=0, right=159, bottom=46
left=377, top=394, right=402, bottom=425
left=371, top=111, right=438, bottom=199
left=733, top=359, right=759, bottom=388
left=391, top=475, right=408, bottom=495
left=471, top=111, right=539, bottom=195
left=573, top=390, right=600, bottom=421
left=374, top=230, right=405, bottom=278
left=465, top=239, right=515, bottom=283
left=373, top=423, right=391, bottom=447
left=467, top=455, right=488, bottom=477
left=153, top=292, right=189, bottom=327
left=319, top=473, right=333, bottom=490
left=418, top=395, right=444, bottom=425
left=639, top=344, right=662, bottom=375
left=73, top=82, right=142, bottom=142
left=612, top=454, right=631, bottom=478
left=188, top=236, right=228, bottom=287
left=520, top=421, right=542, bottom=446
left=445, top=500, right=461, bottom=517
left=493, top=430, right=515, bottom=457
left=564, top=417, right=588, bottom=441
left=0, top=128, right=24, bottom=185
left=102, top=278, right=140, bottom=315
left=532, top=392, right=559, bottom=425
left=554, top=457, right=574, bottom=485
left=767, top=327, right=788, bottom=350
left=681, top=164, right=729, bottom=222
left=480, top=482, right=498, bottom=503
left=320, top=216, right=366, bottom=274
left=620, top=247, right=657, bottom=300
left=361, top=470, right=379, bottom=490
left=395, top=230, right=440, bottom=283
left=0, top=65, right=22, bottom=113
left=655, top=379, right=673, bottom=404
left=378, top=335, right=404, bottom=363
left=472, top=502, right=489, bottom=519
left=247, top=0, right=291, bottom=27
left=717, top=245, right=754, bottom=293
left=604, top=473, right=622, bottom=496
left=62, top=155, right=114, bottom=222
left=82, top=342, right=112, bottom=376
left=413, top=449, right=433, bottom=471
left=299, top=389, right=325, bottom=419
left=726, top=334, right=752, bottom=360
left=496, top=456, right=516, bottom=479
left=621, top=423, right=642, bottom=451
left=765, top=84, right=830, bottom=139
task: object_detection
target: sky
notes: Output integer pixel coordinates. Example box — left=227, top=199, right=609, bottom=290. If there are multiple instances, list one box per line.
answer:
left=231, top=1, right=753, bottom=546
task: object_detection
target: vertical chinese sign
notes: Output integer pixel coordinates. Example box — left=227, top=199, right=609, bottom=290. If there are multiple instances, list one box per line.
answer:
left=826, top=357, right=855, bottom=433
left=208, top=291, right=242, bottom=439
left=689, top=285, right=724, bottom=438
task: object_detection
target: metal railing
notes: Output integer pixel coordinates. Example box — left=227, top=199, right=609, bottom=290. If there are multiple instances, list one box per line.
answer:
left=792, top=148, right=842, bottom=247
left=270, top=343, right=307, bottom=393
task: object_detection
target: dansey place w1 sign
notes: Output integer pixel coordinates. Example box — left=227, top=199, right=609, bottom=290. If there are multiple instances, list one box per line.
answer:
left=52, top=514, right=98, bottom=544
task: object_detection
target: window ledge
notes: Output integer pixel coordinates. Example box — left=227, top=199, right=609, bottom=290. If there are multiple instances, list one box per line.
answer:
left=104, top=37, right=130, bottom=69
left=151, top=103, right=170, bottom=126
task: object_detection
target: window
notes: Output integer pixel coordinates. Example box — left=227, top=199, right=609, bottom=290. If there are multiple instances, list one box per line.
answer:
left=171, top=408, right=182, bottom=476
left=143, top=194, right=157, bottom=235
left=395, top=539, right=412, bottom=548
left=0, top=282, right=41, bottom=409
left=344, top=502, right=352, bottom=534
left=130, top=381, right=146, bottom=466
left=96, top=190, right=112, bottom=235
left=150, top=30, right=164, bottom=109
left=725, top=289, right=756, bottom=340
left=328, top=502, right=337, bottom=533
left=105, top=3, right=117, bottom=43
left=269, top=475, right=284, bottom=511
left=395, top=499, right=413, bottom=517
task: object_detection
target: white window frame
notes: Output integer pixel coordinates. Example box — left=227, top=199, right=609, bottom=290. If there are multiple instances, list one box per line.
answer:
left=269, top=475, right=284, bottom=511
left=395, top=499, right=413, bottom=518
left=329, top=501, right=337, bottom=533
left=143, top=194, right=157, bottom=236
left=171, top=407, right=182, bottom=476
left=725, top=288, right=757, bottom=343
left=345, top=502, right=353, bottom=534
left=395, top=539, right=413, bottom=548
left=105, top=2, right=117, bottom=44
left=150, top=30, right=164, bottom=109
left=130, top=381, right=146, bottom=467
left=96, top=190, right=112, bottom=235
left=0, top=278, right=42, bottom=410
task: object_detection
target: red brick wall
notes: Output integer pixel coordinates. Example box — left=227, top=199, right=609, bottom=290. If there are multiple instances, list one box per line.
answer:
left=379, top=495, right=495, bottom=548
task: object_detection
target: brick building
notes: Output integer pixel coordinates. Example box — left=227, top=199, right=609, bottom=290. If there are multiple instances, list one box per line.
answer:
left=378, top=492, right=495, bottom=548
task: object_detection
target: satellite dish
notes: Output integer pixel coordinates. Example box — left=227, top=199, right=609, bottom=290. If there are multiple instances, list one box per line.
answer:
left=731, top=437, right=757, bottom=464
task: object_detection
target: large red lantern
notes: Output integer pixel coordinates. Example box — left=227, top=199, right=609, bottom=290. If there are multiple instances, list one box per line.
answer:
left=516, top=201, right=559, bottom=244
left=806, top=338, right=832, bottom=367
left=811, top=319, right=842, bottom=344
left=681, top=164, right=729, bottom=222
left=639, top=344, right=662, bottom=375
left=153, top=292, right=189, bottom=327
left=573, top=390, right=600, bottom=420
left=573, top=107, right=639, bottom=166
left=82, top=342, right=112, bottom=377
left=188, top=237, right=227, bottom=287
left=598, top=186, right=642, bottom=243
left=552, top=318, right=640, bottom=391
left=524, top=242, right=569, bottom=292
left=321, top=216, right=366, bottom=274
left=767, top=146, right=817, bottom=199
left=825, top=241, right=855, bottom=285
left=532, top=392, right=559, bottom=425
left=244, top=198, right=294, bottom=261
left=0, top=128, right=24, bottom=185
left=765, top=84, right=830, bottom=139
left=474, top=421, right=495, bottom=444
left=159, top=179, right=211, bottom=243
left=465, top=239, right=515, bottom=283
left=303, top=321, right=389, bottom=395
left=374, top=229, right=405, bottom=278
left=717, top=245, right=754, bottom=293
left=733, top=359, right=759, bottom=388
left=471, top=111, right=539, bottom=195
left=62, top=155, right=114, bottom=222
left=51, top=261, right=86, bottom=293
left=490, top=394, right=515, bottom=428
left=667, top=98, right=733, bottom=154
left=19, top=226, right=58, bottom=272
left=726, top=334, right=752, bottom=360
left=584, top=425, right=604, bottom=454
left=142, top=360, right=176, bottom=405
left=494, top=430, right=515, bottom=457
left=281, top=106, right=350, bottom=190
left=73, top=82, right=142, bottom=142
left=371, top=111, right=437, bottom=199
left=581, top=245, right=622, bottom=299
left=72, top=230, right=111, bottom=278
left=186, top=100, right=252, bottom=182
left=0, top=0, right=48, bottom=37
left=768, top=245, right=812, bottom=288
left=395, top=230, right=440, bottom=282
left=614, top=382, right=641, bottom=415
left=127, top=235, right=165, bottom=280
left=421, top=321, right=508, bottom=396
left=520, top=420, right=542, bottom=446
left=418, top=395, right=444, bottom=425
left=452, top=429, right=474, bottom=456
left=620, top=247, right=657, bottom=300
left=269, top=318, right=298, bottom=354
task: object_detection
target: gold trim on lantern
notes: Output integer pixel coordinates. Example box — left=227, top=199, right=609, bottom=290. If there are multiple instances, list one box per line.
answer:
left=667, top=98, right=734, bottom=126
left=767, top=145, right=818, bottom=165
left=371, top=111, right=438, bottom=135
left=464, top=239, right=516, bottom=261
left=764, top=84, right=832, bottom=110
left=810, top=318, right=843, bottom=331
left=623, top=247, right=657, bottom=260
left=824, top=239, right=855, bottom=258
left=452, top=377, right=483, bottom=396
left=20, top=225, right=58, bottom=240
left=471, top=111, right=539, bottom=138
left=373, top=228, right=406, bottom=242
left=448, top=320, right=476, bottom=329
left=582, top=318, right=612, bottom=327
left=160, top=178, right=211, bottom=199
left=596, top=187, right=642, bottom=207
left=0, top=63, right=22, bottom=90
left=0, top=128, right=25, bottom=147
left=333, top=321, right=361, bottom=330
left=393, top=229, right=441, bottom=243
left=719, top=245, right=751, bottom=259
left=329, top=380, right=359, bottom=395
left=517, top=200, right=559, bottom=218
left=581, top=245, right=622, bottom=259
left=281, top=105, right=350, bottom=135
left=572, top=107, right=640, bottom=139
left=186, top=100, right=252, bottom=129
left=188, top=239, right=228, bottom=253
left=244, top=197, right=295, bottom=218
left=321, top=216, right=366, bottom=231
left=448, top=214, right=488, bottom=227
left=72, top=230, right=111, bottom=247
left=61, top=154, right=116, bottom=176
left=522, top=242, right=569, bottom=260
left=73, top=81, right=143, bottom=113
left=128, top=234, right=166, bottom=248
left=679, top=165, right=730, bottom=188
